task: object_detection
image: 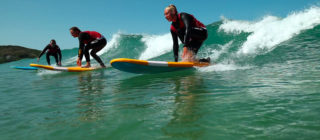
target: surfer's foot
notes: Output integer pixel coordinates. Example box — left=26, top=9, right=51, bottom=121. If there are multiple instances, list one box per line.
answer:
left=100, top=63, right=106, bottom=68
left=82, top=64, right=91, bottom=68
left=199, top=57, right=211, bottom=63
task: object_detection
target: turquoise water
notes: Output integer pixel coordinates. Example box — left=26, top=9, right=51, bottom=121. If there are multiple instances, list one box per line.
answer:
left=1, top=7, right=320, bottom=139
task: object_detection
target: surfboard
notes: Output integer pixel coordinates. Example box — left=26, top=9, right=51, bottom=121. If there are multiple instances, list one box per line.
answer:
left=110, top=58, right=210, bottom=74
left=12, top=66, right=38, bottom=70
left=29, top=63, right=101, bottom=72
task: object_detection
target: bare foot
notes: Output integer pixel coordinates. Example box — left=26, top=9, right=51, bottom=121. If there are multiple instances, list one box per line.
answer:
left=100, top=64, right=106, bottom=68
left=82, top=64, right=91, bottom=68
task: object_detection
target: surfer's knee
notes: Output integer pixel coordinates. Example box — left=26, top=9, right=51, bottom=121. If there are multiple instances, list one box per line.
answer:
left=90, top=51, right=97, bottom=57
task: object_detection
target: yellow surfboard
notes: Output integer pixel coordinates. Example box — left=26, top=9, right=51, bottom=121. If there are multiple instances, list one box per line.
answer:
left=30, top=63, right=101, bottom=72
left=110, top=58, right=210, bottom=74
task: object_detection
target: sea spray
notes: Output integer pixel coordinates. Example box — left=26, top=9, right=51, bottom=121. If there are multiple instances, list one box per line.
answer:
left=139, top=33, right=173, bottom=60
left=219, top=6, right=320, bottom=55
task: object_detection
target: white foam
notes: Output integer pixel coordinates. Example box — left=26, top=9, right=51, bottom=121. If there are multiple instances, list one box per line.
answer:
left=37, top=69, right=61, bottom=76
left=63, top=56, right=78, bottom=65
left=219, top=6, right=320, bottom=55
left=139, top=33, right=173, bottom=60
left=207, top=41, right=233, bottom=61
left=98, top=33, right=121, bottom=55
left=198, top=63, right=252, bottom=72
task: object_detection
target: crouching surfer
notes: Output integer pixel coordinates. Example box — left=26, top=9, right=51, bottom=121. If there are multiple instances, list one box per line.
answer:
left=38, top=39, right=62, bottom=66
left=69, top=26, right=107, bottom=68
left=164, top=4, right=210, bottom=63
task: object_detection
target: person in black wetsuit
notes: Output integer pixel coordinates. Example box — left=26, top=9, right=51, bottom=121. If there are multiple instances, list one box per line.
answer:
left=70, top=26, right=106, bottom=68
left=164, top=4, right=210, bottom=62
left=38, top=39, right=62, bottom=66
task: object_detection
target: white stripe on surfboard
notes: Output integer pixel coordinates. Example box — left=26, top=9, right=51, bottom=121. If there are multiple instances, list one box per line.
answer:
left=53, top=67, right=69, bottom=71
left=147, top=61, right=169, bottom=67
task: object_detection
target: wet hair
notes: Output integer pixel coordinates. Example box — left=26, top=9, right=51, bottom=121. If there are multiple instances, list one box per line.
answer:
left=50, top=39, right=56, bottom=45
left=69, top=26, right=81, bottom=32
left=166, top=4, right=178, bottom=14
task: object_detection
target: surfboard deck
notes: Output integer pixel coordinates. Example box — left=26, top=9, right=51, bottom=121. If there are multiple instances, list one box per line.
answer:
left=12, top=66, right=38, bottom=70
left=110, top=58, right=210, bottom=74
left=29, top=63, right=101, bottom=72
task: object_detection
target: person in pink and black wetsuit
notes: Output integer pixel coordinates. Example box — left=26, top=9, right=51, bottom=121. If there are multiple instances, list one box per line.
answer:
left=69, top=26, right=107, bottom=68
left=164, top=4, right=210, bottom=63
left=38, top=39, right=62, bottom=66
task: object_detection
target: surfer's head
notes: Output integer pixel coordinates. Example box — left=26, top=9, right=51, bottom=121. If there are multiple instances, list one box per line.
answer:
left=50, top=39, right=56, bottom=45
left=70, top=26, right=81, bottom=38
left=164, top=4, right=178, bottom=22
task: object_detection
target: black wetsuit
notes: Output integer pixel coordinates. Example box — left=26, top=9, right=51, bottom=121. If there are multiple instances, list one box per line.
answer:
left=170, top=12, right=208, bottom=62
left=39, top=44, right=62, bottom=65
left=78, top=31, right=107, bottom=66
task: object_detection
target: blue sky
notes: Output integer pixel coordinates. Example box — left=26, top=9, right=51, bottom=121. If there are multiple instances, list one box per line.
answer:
left=0, top=0, right=319, bottom=50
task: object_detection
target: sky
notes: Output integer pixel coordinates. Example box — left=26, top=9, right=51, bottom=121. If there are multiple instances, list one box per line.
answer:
left=0, top=0, right=319, bottom=50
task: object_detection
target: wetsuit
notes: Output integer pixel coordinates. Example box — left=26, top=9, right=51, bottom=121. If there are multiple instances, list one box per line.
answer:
left=78, top=31, right=107, bottom=66
left=170, top=12, right=208, bottom=62
left=39, top=44, right=62, bottom=65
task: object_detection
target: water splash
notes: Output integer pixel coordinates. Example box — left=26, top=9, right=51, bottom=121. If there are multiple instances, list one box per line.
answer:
left=207, top=41, right=233, bottom=61
left=37, top=69, right=61, bottom=76
left=98, top=33, right=121, bottom=55
left=220, top=6, right=320, bottom=55
left=198, top=63, right=252, bottom=72
left=139, top=33, right=173, bottom=60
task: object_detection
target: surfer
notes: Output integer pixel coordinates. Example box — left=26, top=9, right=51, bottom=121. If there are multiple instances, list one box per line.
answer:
left=69, top=26, right=107, bottom=68
left=164, top=4, right=210, bottom=62
left=37, top=39, right=62, bottom=66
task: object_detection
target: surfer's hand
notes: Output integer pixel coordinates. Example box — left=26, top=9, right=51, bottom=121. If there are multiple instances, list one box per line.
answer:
left=37, top=58, right=40, bottom=62
left=77, top=58, right=81, bottom=66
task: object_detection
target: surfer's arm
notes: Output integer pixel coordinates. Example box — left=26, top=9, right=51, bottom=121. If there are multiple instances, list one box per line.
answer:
left=78, top=32, right=91, bottom=61
left=77, top=43, right=84, bottom=66
left=181, top=13, right=193, bottom=45
left=78, top=43, right=84, bottom=61
left=38, top=45, right=49, bottom=58
left=171, top=30, right=179, bottom=62
left=57, top=46, right=62, bottom=62
left=78, top=34, right=86, bottom=61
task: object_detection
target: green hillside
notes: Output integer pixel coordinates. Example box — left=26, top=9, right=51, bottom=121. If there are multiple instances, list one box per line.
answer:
left=0, top=45, right=41, bottom=64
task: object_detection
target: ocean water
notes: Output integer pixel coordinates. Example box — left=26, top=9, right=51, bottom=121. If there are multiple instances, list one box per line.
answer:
left=1, top=6, right=320, bottom=140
